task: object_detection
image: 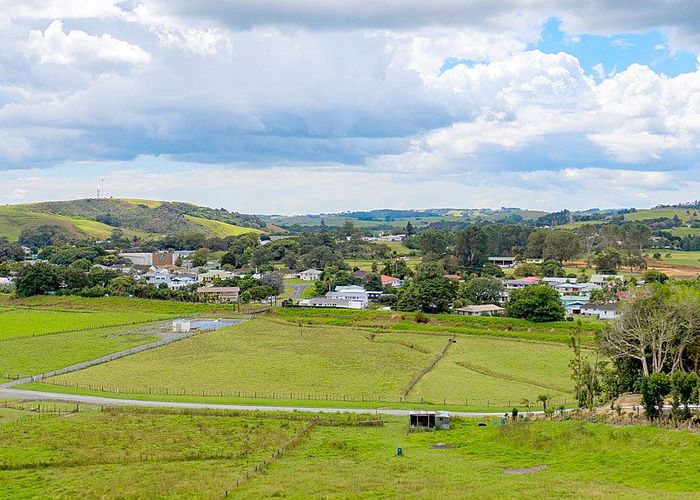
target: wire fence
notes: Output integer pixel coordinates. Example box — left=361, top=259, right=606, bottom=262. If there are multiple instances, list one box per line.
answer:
left=35, top=380, right=569, bottom=409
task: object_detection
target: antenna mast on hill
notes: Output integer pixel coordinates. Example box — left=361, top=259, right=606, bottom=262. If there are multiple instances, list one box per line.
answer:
left=96, top=178, right=105, bottom=198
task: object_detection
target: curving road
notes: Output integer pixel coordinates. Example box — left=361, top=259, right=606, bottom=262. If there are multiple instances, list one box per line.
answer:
left=289, top=284, right=312, bottom=301
left=0, top=386, right=528, bottom=417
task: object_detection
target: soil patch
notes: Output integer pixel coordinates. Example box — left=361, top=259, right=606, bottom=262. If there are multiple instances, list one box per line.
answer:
left=431, top=443, right=454, bottom=449
left=504, top=465, right=547, bottom=475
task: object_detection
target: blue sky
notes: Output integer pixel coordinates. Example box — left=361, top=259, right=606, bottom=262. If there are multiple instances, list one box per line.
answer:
left=1, top=1, right=700, bottom=214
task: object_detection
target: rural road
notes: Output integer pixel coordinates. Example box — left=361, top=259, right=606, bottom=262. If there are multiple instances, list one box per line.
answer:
left=290, top=284, right=311, bottom=301
left=0, top=386, right=528, bottom=417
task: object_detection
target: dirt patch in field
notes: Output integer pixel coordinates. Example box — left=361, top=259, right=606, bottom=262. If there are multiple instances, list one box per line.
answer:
left=504, top=465, right=547, bottom=475
left=431, top=443, right=454, bottom=449
left=645, top=260, right=700, bottom=279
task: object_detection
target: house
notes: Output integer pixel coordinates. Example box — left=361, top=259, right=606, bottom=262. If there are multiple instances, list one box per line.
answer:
left=0, top=277, right=13, bottom=286
left=453, top=304, right=504, bottom=316
left=488, top=256, right=517, bottom=268
left=142, top=267, right=171, bottom=287
left=581, top=302, right=620, bottom=320
left=444, top=274, right=462, bottom=281
left=299, top=269, right=323, bottom=281
left=196, top=286, right=240, bottom=303
left=525, top=258, right=544, bottom=264
left=326, top=285, right=369, bottom=308
left=198, top=270, right=236, bottom=284
left=590, top=274, right=625, bottom=286
left=119, top=252, right=174, bottom=268
left=381, top=275, right=403, bottom=287
left=409, top=411, right=450, bottom=430
left=379, top=234, right=406, bottom=242
left=561, top=296, right=590, bottom=315
left=504, top=276, right=541, bottom=289
left=169, top=274, right=197, bottom=290
left=298, top=297, right=365, bottom=309
left=352, top=269, right=369, bottom=280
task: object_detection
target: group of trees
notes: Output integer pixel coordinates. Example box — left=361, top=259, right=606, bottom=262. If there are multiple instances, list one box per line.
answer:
left=570, top=282, right=700, bottom=420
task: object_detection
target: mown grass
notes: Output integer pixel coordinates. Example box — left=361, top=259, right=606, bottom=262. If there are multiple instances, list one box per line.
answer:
left=237, top=417, right=700, bottom=498
left=270, top=307, right=601, bottom=344
left=0, top=295, right=243, bottom=316
left=0, top=308, right=168, bottom=341
left=647, top=250, right=700, bottom=268
left=185, top=215, right=263, bottom=236
left=0, top=408, right=307, bottom=498
left=45, top=318, right=577, bottom=408
left=47, top=319, right=448, bottom=402
left=0, top=324, right=157, bottom=379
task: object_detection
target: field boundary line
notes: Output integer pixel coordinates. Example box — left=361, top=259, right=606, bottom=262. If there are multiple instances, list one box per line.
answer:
left=227, top=417, right=319, bottom=494
left=0, top=319, right=248, bottom=388
left=401, top=337, right=454, bottom=401
left=454, top=360, right=569, bottom=393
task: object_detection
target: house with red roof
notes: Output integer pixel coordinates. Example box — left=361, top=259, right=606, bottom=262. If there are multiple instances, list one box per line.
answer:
left=381, top=275, right=403, bottom=287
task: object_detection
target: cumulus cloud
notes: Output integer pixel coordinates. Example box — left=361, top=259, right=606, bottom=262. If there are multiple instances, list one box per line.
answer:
left=0, top=1, right=699, bottom=211
left=25, top=20, right=150, bottom=67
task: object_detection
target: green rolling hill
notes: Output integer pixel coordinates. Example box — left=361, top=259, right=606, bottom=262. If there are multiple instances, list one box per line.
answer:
left=0, top=198, right=271, bottom=242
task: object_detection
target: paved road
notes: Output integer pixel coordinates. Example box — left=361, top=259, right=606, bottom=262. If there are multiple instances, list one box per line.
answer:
left=0, top=319, right=247, bottom=389
left=0, top=386, right=529, bottom=417
left=290, top=284, right=312, bottom=301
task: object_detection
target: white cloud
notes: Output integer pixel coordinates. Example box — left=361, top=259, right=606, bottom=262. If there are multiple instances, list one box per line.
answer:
left=25, top=20, right=150, bottom=67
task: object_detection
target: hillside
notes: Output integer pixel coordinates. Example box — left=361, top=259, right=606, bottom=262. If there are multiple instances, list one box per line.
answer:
left=263, top=207, right=548, bottom=230
left=0, top=198, right=270, bottom=242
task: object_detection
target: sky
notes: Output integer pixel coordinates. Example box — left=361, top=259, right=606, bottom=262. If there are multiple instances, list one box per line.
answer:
left=1, top=1, right=700, bottom=215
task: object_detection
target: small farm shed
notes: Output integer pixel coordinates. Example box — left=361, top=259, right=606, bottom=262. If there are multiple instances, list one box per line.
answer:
left=409, top=411, right=450, bottom=430
left=172, top=320, right=191, bottom=333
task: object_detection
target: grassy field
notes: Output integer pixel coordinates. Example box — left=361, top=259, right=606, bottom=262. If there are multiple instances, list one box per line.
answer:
left=0, top=324, right=158, bottom=379
left=45, top=316, right=579, bottom=409
left=0, top=308, right=168, bottom=341
left=238, top=417, right=700, bottom=498
left=625, top=207, right=697, bottom=223
left=1, top=407, right=698, bottom=498
left=0, top=295, right=244, bottom=316
left=647, top=250, right=700, bottom=267
left=185, top=215, right=263, bottom=236
left=0, top=407, right=310, bottom=498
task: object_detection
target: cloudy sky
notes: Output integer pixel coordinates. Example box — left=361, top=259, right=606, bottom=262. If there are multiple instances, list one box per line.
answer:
left=1, top=1, right=700, bottom=214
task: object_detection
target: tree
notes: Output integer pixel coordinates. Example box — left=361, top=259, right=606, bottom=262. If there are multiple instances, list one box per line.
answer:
left=541, top=259, right=565, bottom=277
left=259, top=271, right=284, bottom=294
left=396, top=262, right=457, bottom=313
left=189, top=248, right=210, bottom=268
left=525, top=229, right=548, bottom=258
left=455, top=226, right=490, bottom=272
left=600, top=285, right=700, bottom=376
left=594, top=248, right=623, bottom=274
left=643, top=269, right=669, bottom=284
left=640, top=372, right=670, bottom=420
left=405, top=221, right=415, bottom=236
left=505, top=285, right=565, bottom=322
left=542, top=230, right=580, bottom=262
left=0, top=238, right=24, bottom=262
left=537, top=394, right=550, bottom=411
left=14, top=262, right=62, bottom=297
left=670, top=371, right=700, bottom=419
left=460, top=277, right=504, bottom=305
left=513, top=263, right=542, bottom=278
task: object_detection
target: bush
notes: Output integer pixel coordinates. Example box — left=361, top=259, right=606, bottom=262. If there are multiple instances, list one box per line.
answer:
left=505, top=285, right=565, bottom=322
left=414, top=311, right=429, bottom=324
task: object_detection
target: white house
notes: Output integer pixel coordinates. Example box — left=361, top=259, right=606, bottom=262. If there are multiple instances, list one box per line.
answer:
left=299, top=269, right=323, bottom=281
left=590, top=274, right=625, bottom=286
left=488, top=256, right=517, bottom=268
left=326, top=285, right=369, bottom=308
left=581, top=302, right=620, bottom=320
left=0, top=277, right=12, bottom=286
left=381, top=275, right=403, bottom=287
left=453, top=304, right=504, bottom=316
left=299, top=297, right=365, bottom=309
left=198, top=269, right=237, bottom=284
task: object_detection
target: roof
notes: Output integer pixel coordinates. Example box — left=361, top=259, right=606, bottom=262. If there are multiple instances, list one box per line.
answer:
left=307, top=297, right=352, bottom=306
left=455, top=304, right=504, bottom=313
left=488, top=256, right=516, bottom=261
left=301, top=269, right=322, bottom=274
left=582, top=302, right=618, bottom=311
left=196, top=287, right=240, bottom=293
left=381, top=274, right=401, bottom=284
left=444, top=274, right=461, bottom=280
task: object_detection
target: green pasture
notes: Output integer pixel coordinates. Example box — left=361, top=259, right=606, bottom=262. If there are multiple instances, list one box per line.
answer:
left=238, top=417, right=700, bottom=498
left=0, top=308, right=168, bottom=341
left=0, top=295, right=243, bottom=316
left=0, top=408, right=307, bottom=498
left=646, top=250, right=700, bottom=268
left=46, top=317, right=578, bottom=409
left=2, top=408, right=697, bottom=498
left=0, top=324, right=157, bottom=379
left=625, top=207, right=696, bottom=223
left=185, top=215, right=263, bottom=237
